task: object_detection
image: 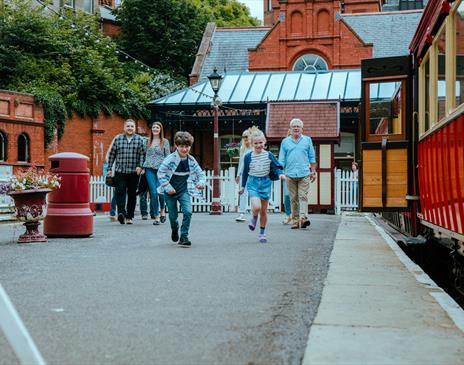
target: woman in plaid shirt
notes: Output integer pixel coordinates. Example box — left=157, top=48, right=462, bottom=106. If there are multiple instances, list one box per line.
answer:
left=107, top=119, right=146, bottom=224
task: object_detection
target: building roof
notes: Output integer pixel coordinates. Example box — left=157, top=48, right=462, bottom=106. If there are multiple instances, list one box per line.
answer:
left=341, top=11, right=423, bottom=57
left=198, top=27, right=270, bottom=81
left=266, top=102, right=339, bottom=139
left=150, top=70, right=368, bottom=109
left=99, top=5, right=116, bottom=22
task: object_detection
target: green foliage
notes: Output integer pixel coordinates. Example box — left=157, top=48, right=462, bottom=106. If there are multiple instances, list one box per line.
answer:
left=191, top=0, right=260, bottom=27
left=115, top=0, right=209, bottom=77
left=115, top=0, right=259, bottom=78
left=0, top=0, right=183, bottom=147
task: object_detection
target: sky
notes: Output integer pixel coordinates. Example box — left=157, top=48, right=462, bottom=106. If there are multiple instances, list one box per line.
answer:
left=239, top=0, right=263, bottom=23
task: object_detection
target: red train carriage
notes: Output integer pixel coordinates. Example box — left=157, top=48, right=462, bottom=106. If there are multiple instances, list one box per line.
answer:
left=359, top=0, right=464, bottom=265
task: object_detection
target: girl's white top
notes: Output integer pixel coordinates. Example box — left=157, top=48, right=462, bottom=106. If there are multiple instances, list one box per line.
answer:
left=249, top=151, right=271, bottom=177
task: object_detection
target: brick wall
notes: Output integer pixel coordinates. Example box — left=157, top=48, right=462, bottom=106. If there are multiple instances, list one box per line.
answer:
left=45, top=113, right=149, bottom=175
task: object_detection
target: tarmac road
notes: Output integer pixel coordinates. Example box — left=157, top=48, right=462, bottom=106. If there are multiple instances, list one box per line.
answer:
left=0, top=213, right=339, bottom=365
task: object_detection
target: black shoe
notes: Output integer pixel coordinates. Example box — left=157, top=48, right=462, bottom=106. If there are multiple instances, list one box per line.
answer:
left=178, top=236, right=191, bottom=247
left=301, top=219, right=311, bottom=228
left=160, top=215, right=166, bottom=224
left=171, top=228, right=179, bottom=242
left=117, top=213, right=125, bottom=225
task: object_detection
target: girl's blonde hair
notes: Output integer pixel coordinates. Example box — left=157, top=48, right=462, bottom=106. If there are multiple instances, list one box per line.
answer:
left=249, top=127, right=265, bottom=144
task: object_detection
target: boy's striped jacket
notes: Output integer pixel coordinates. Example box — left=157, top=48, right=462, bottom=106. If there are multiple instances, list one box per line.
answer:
left=157, top=151, right=206, bottom=199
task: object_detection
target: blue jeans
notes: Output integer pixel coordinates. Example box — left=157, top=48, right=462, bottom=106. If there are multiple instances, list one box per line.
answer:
left=283, top=181, right=292, bottom=216
left=165, top=190, right=192, bottom=238
left=139, top=191, right=150, bottom=217
left=145, top=168, right=165, bottom=217
left=110, top=189, right=124, bottom=216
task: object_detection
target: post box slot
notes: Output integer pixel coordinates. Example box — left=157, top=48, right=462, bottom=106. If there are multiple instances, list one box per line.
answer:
left=51, top=161, right=59, bottom=169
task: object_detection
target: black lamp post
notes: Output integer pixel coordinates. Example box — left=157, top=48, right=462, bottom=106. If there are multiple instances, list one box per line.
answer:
left=207, top=68, right=223, bottom=215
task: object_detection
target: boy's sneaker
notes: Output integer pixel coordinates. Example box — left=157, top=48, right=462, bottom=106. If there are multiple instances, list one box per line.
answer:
left=259, top=234, right=267, bottom=243
left=248, top=216, right=258, bottom=231
left=125, top=219, right=133, bottom=225
left=178, top=236, right=191, bottom=247
left=117, top=213, right=125, bottom=225
left=300, top=218, right=311, bottom=228
left=142, top=215, right=148, bottom=220
left=171, top=228, right=179, bottom=242
left=109, top=215, right=117, bottom=222
left=235, top=214, right=246, bottom=222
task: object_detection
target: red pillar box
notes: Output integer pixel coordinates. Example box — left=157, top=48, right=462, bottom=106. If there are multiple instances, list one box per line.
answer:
left=44, top=152, right=93, bottom=237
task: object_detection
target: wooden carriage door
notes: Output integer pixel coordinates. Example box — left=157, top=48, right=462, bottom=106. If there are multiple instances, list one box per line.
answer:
left=360, top=56, right=413, bottom=211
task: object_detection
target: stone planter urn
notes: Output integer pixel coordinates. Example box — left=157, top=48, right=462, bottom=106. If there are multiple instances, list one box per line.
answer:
left=8, top=188, right=51, bottom=243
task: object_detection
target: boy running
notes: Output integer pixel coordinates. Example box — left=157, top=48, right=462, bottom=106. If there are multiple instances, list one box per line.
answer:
left=240, top=130, right=285, bottom=243
left=157, top=132, right=205, bottom=246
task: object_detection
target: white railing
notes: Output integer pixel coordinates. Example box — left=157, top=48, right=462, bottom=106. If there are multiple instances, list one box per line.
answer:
left=0, top=166, right=13, bottom=214
left=90, top=167, right=282, bottom=213
left=335, top=169, right=359, bottom=214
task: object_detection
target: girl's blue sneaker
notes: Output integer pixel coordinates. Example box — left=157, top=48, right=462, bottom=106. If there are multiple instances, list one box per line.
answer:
left=259, top=234, right=267, bottom=243
left=248, top=215, right=258, bottom=231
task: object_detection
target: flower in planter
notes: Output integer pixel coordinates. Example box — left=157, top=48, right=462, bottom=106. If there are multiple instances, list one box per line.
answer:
left=225, top=142, right=241, bottom=158
left=0, top=166, right=61, bottom=195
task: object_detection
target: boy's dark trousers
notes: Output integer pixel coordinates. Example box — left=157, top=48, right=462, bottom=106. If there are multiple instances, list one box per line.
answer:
left=165, top=190, right=192, bottom=238
left=115, top=172, right=139, bottom=219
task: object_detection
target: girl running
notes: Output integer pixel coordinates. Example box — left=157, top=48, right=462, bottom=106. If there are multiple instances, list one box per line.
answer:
left=239, top=129, right=285, bottom=243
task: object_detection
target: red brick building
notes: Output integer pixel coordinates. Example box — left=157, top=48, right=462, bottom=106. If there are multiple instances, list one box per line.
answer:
left=0, top=90, right=45, bottom=175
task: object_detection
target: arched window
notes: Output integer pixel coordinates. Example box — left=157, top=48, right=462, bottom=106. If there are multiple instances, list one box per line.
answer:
left=17, top=133, right=30, bottom=162
left=0, top=131, right=6, bottom=162
left=293, top=54, right=328, bottom=73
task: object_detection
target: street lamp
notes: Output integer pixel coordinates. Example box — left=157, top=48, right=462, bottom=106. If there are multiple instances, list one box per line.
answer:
left=208, top=67, right=223, bottom=215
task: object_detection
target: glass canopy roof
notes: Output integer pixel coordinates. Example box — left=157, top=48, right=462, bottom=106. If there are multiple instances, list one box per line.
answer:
left=149, top=70, right=365, bottom=108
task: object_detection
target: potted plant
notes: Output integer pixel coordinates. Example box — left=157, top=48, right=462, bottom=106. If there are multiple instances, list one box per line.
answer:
left=0, top=167, right=61, bottom=243
left=225, top=142, right=241, bottom=159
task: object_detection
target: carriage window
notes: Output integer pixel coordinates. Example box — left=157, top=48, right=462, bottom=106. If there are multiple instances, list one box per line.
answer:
left=437, top=25, right=446, bottom=121
left=367, top=81, right=404, bottom=139
left=0, top=131, right=6, bottom=161
left=456, top=3, right=464, bottom=108
left=423, top=57, right=431, bottom=132
left=17, top=133, right=30, bottom=162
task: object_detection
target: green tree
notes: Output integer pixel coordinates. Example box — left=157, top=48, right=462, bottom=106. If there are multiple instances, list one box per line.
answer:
left=192, top=0, right=260, bottom=27
left=115, top=0, right=209, bottom=77
left=115, top=0, right=259, bottom=77
left=0, top=0, right=183, bottom=147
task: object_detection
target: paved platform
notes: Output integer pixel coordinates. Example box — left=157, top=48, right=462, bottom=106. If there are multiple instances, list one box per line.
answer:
left=303, top=213, right=464, bottom=365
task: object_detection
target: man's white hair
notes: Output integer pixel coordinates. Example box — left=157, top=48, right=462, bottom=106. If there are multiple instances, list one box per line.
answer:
left=289, top=118, right=303, bottom=127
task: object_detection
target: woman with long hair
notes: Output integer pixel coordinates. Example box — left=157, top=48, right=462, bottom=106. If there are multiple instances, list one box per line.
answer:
left=235, top=127, right=254, bottom=222
left=143, top=122, right=171, bottom=225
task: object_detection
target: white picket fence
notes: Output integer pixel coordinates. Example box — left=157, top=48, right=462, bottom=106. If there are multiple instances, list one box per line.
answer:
left=334, top=169, right=359, bottom=214
left=90, top=167, right=282, bottom=213
left=0, top=166, right=13, bottom=215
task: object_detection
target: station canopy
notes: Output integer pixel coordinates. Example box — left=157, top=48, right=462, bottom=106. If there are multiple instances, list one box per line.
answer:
left=149, top=70, right=369, bottom=110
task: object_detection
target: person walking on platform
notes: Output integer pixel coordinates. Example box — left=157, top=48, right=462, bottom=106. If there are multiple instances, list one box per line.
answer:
left=157, top=131, right=205, bottom=247
left=240, top=129, right=285, bottom=243
left=143, top=122, right=170, bottom=225
left=278, top=118, right=317, bottom=229
left=107, top=119, right=146, bottom=225
left=235, top=128, right=253, bottom=222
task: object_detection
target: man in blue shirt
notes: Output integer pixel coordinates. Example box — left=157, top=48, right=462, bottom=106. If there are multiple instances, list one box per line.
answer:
left=278, top=118, right=317, bottom=229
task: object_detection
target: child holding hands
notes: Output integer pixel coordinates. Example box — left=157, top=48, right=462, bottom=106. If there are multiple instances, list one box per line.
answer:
left=240, top=129, right=285, bottom=243
left=157, top=131, right=206, bottom=246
